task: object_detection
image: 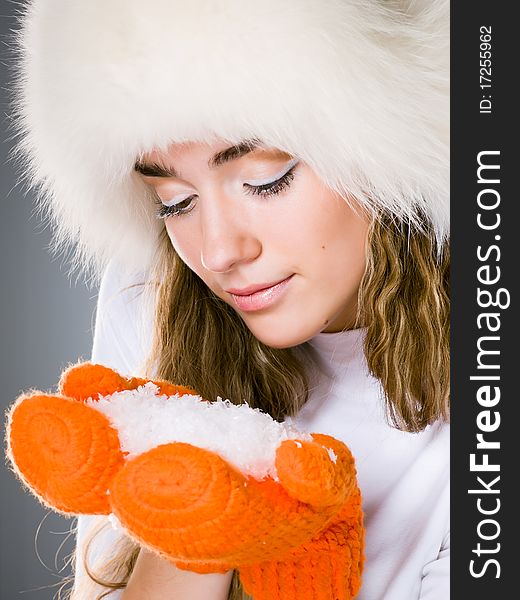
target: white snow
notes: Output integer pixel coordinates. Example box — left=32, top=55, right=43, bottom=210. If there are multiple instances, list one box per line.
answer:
left=84, top=382, right=314, bottom=480
left=108, top=512, right=123, bottom=532
left=326, top=447, right=338, bottom=464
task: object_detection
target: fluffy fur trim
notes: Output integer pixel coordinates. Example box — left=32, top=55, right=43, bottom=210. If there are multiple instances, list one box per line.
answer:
left=11, top=0, right=449, bottom=283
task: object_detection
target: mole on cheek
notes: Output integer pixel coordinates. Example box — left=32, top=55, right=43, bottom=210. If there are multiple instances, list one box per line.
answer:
left=321, top=245, right=325, bottom=250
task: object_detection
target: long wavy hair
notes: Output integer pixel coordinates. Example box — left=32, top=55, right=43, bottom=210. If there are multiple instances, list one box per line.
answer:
left=64, top=210, right=450, bottom=600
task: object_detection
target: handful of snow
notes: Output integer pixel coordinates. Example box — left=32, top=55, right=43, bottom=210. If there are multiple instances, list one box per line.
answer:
left=6, top=360, right=363, bottom=600
left=85, top=382, right=314, bottom=481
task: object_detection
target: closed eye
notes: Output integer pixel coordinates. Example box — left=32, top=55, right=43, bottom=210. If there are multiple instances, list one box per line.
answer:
left=154, top=159, right=299, bottom=220
left=243, top=158, right=299, bottom=197
left=154, top=193, right=195, bottom=219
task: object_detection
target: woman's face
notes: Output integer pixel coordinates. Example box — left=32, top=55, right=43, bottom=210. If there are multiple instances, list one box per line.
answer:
left=136, top=140, right=370, bottom=348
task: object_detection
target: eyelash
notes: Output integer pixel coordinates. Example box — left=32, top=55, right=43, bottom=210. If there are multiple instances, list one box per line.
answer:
left=154, top=164, right=298, bottom=220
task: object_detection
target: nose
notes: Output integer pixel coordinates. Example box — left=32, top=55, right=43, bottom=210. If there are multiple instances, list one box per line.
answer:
left=199, top=191, right=261, bottom=273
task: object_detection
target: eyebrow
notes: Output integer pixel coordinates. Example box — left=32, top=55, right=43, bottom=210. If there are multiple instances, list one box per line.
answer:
left=134, top=138, right=262, bottom=179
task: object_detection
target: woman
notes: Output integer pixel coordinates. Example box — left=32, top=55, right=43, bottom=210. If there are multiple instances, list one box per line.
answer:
left=11, top=1, right=449, bottom=599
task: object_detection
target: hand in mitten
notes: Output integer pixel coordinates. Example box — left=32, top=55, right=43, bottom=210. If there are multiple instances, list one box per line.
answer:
left=6, top=361, right=364, bottom=599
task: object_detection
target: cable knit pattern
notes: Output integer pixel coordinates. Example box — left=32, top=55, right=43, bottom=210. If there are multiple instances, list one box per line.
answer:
left=6, top=361, right=364, bottom=599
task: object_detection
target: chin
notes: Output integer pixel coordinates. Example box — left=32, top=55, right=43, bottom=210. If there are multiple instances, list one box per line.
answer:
left=243, top=318, right=318, bottom=350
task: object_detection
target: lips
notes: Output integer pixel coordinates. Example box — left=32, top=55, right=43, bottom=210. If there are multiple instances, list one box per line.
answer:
left=227, top=275, right=294, bottom=312
left=225, top=276, right=292, bottom=296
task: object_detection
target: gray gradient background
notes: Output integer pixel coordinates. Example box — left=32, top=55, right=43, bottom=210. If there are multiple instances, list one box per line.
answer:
left=1, top=2, right=98, bottom=597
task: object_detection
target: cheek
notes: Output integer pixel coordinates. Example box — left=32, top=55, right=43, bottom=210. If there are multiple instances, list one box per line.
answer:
left=327, top=205, right=369, bottom=276
left=165, top=221, right=202, bottom=272
left=284, top=186, right=369, bottom=282
left=334, top=208, right=369, bottom=279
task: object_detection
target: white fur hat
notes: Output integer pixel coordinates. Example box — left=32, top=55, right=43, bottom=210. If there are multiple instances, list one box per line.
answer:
left=12, top=0, right=449, bottom=284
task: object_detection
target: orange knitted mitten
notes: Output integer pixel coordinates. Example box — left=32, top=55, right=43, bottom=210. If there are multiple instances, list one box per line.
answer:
left=5, top=361, right=364, bottom=599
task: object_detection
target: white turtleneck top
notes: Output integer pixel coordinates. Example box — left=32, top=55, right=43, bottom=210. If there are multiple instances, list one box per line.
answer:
left=74, top=260, right=450, bottom=599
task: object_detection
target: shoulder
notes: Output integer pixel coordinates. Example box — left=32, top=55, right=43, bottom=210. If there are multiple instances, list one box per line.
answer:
left=73, top=514, right=131, bottom=599
left=96, top=259, right=151, bottom=321
left=91, top=259, right=155, bottom=376
left=75, top=514, right=125, bottom=566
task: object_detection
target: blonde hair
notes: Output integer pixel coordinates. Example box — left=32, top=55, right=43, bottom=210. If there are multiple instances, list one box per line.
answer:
left=65, top=214, right=449, bottom=599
